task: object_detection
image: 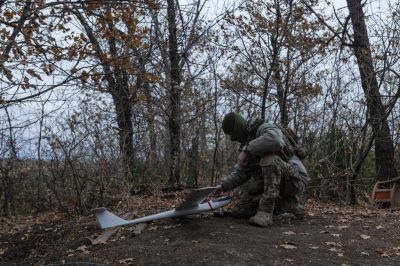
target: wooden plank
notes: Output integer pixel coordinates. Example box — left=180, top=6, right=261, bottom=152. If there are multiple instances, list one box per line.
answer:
left=374, top=191, right=391, bottom=202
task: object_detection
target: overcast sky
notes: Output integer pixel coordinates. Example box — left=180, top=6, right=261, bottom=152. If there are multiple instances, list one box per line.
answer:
left=1, top=0, right=398, bottom=158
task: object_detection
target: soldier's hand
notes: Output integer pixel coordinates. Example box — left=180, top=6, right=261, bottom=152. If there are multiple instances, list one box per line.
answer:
left=214, top=185, right=224, bottom=196
left=237, top=150, right=249, bottom=168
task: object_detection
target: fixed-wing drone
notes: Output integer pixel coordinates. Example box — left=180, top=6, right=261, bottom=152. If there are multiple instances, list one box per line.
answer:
left=94, top=187, right=231, bottom=229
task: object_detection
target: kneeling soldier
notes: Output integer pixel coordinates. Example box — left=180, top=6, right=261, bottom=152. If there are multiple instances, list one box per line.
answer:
left=215, top=112, right=309, bottom=227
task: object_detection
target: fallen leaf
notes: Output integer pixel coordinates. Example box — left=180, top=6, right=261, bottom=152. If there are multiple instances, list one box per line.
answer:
left=119, top=258, right=135, bottom=265
left=283, top=231, right=296, bottom=235
left=0, top=248, right=7, bottom=255
left=376, top=249, right=390, bottom=257
left=148, top=225, right=158, bottom=231
left=320, top=230, right=329, bottom=234
left=337, top=225, right=349, bottom=230
left=163, top=223, right=181, bottom=229
left=331, top=233, right=341, bottom=237
left=280, top=244, right=297, bottom=249
left=375, top=225, right=384, bottom=230
left=285, top=258, right=294, bottom=262
left=192, top=240, right=200, bottom=244
left=325, top=225, right=335, bottom=229
left=360, top=234, right=371, bottom=240
left=325, top=242, right=342, bottom=247
left=361, top=251, right=369, bottom=256
left=76, top=245, right=87, bottom=252
left=393, top=246, right=400, bottom=251
left=89, top=237, right=106, bottom=245
left=337, top=253, right=344, bottom=257
left=133, top=223, right=147, bottom=235
left=309, top=246, right=319, bottom=249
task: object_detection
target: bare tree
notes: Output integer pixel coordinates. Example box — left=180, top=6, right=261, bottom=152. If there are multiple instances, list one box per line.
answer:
left=70, top=3, right=141, bottom=180
left=166, top=0, right=182, bottom=187
left=346, top=0, right=398, bottom=180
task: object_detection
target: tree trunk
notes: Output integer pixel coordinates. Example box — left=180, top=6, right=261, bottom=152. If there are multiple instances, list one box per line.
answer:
left=211, top=61, right=220, bottom=186
left=187, top=129, right=199, bottom=188
left=106, top=5, right=135, bottom=180
left=110, top=87, right=135, bottom=179
left=167, top=0, right=181, bottom=187
left=273, top=50, right=288, bottom=126
left=261, top=1, right=282, bottom=120
left=143, top=82, right=157, bottom=164
left=346, top=0, right=397, bottom=180
left=73, top=7, right=136, bottom=180
left=1, top=108, right=17, bottom=216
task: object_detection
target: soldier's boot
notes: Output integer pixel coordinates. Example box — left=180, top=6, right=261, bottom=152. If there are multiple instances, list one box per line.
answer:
left=249, top=211, right=273, bottom=227
left=231, top=198, right=259, bottom=219
left=273, top=212, right=296, bottom=222
left=231, top=206, right=258, bottom=219
left=280, top=197, right=305, bottom=220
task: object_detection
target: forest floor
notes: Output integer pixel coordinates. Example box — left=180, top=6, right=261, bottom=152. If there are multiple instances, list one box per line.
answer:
left=1, top=189, right=400, bottom=266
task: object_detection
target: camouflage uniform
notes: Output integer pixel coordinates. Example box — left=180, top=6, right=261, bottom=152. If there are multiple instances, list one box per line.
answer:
left=220, top=119, right=309, bottom=218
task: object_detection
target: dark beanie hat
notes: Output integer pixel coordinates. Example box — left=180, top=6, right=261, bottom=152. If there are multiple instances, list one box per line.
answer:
left=222, top=112, right=237, bottom=134
left=222, top=112, right=248, bottom=142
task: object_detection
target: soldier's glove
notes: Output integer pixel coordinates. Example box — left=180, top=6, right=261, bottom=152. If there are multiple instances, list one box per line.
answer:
left=214, top=184, right=224, bottom=196
left=236, top=148, right=250, bottom=168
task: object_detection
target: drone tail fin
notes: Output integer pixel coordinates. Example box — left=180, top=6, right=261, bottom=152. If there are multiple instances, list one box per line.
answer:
left=94, top=208, right=128, bottom=229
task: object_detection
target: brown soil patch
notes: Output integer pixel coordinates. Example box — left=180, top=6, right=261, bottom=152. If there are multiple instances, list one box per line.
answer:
left=1, top=194, right=400, bottom=266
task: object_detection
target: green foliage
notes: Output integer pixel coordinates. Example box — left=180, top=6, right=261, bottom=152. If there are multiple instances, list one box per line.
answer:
left=304, top=128, right=354, bottom=202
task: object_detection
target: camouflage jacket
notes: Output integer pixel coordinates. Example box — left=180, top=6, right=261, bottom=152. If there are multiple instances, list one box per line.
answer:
left=221, top=119, right=309, bottom=191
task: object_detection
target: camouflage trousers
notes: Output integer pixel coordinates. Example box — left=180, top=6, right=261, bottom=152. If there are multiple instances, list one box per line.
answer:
left=232, top=154, right=305, bottom=218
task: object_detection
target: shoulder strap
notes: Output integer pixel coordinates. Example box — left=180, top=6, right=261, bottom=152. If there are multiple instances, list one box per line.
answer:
left=277, top=125, right=298, bottom=146
left=277, top=125, right=307, bottom=160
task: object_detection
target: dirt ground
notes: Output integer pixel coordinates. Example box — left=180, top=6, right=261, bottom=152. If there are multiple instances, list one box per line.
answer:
left=1, top=192, right=400, bottom=266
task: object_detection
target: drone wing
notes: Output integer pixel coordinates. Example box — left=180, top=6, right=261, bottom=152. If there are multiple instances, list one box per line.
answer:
left=175, top=187, right=217, bottom=210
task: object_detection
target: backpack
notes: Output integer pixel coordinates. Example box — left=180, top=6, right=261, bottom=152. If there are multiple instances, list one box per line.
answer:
left=278, top=125, right=307, bottom=160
